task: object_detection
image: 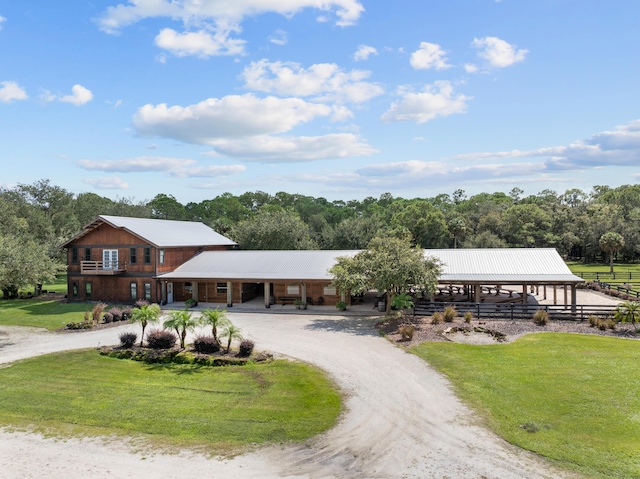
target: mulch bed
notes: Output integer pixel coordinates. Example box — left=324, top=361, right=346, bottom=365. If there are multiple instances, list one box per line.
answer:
left=378, top=315, right=638, bottom=347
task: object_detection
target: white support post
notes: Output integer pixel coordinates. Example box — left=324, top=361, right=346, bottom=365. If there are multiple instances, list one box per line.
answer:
left=264, top=281, right=271, bottom=308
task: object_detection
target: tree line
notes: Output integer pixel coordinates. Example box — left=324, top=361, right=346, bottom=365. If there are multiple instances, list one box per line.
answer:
left=1, top=180, right=638, bottom=297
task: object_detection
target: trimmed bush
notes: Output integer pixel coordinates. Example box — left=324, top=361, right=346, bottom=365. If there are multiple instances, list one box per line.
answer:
left=66, top=321, right=93, bottom=330
left=443, top=306, right=457, bottom=323
left=146, top=329, right=177, bottom=349
left=533, top=309, right=550, bottom=326
left=103, top=312, right=113, bottom=323
left=398, top=324, right=415, bottom=341
left=134, top=300, right=149, bottom=309
left=431, top=312, right=444, bottom=325
left=121, top=307, right=132, bottom=321
left=588, top=315, right=599, bottom=328
left=119, top=331, right=138, bottom=348
left=193, top=335, right=221, bottom=354
left=463, top=311, right=473, bottom=324
left=109, top=307, right=123, bottom=322
left=238, top=339, right=255, bottom=357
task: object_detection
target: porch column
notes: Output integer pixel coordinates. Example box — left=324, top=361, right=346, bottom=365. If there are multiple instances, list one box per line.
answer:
left=544, top=285, right=547, bottom=300
left=192, top=282, right=198, bottom=303
left=522, top=283, right=528, bottom=304
left=301, top=283, right=307, bottom=309
left=227, top=281, right=233, bottom=307
left=571, top=284, right=577, bottom=312
left=264, top=281, right=271, bottom=308
left=563, top=284, right=568, bottom=310
left=473, top=284, right=481, bottom=303
left=553, top=285, right=557, bottom=305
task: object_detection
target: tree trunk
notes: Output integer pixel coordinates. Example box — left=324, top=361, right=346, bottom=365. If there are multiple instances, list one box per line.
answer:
left=610, top=252, right=614, bottom=274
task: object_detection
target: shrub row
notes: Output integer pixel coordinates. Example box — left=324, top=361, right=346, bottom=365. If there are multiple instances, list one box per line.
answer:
left=101, top=348, right=272, bottom=366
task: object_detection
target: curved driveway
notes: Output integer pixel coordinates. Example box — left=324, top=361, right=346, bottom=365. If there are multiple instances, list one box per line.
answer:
left=0, top=313, right=574, bottom=478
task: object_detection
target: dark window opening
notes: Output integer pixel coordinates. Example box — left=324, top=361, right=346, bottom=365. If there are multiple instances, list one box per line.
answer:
left=144, top=282, right=152, bottom=301
left=130, top=248, right=137, bottom=264
left=144, top=247, right=151, bottom=264
left=130, top=282, right=138, bottom=301
left=71, top=248, right=78, bottom=264
left=84, top=248, right=91, bottom=262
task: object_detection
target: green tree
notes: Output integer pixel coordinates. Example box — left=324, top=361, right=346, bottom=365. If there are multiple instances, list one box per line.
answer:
left=231, top=207, right=318, bottom=250
left=129, top=303, right=161, bottom=346
left=599, top=232, right=625, bottom=273
left=330, top=236, right=441, bottom=314
left=199, top=308, right=230, bottom=344
left=221, top=322, right=243, bottom=352
left=614, top=301, right=640, bottom=331
left=163, top=309, right=199, bottom=349
left=391, top=293, right=414, bottom=323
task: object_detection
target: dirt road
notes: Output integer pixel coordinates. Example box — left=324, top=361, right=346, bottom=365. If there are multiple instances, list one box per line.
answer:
left=0, top=313, right=574, bottom=478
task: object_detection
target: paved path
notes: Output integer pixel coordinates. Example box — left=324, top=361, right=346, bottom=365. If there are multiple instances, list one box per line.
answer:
left=0, top=313, right=576, bottom=479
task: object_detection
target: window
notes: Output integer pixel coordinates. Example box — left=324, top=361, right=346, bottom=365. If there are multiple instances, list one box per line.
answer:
left=130, top=282, right=138, bottom=300
left=159, top=249, right=165, bottom=264
left=71, top=248, right=78, bottom=264
left=72, top=282, right=79, bottom=298
left=323, top=286, right=337, bottom=296
left=144, top=282, right=152, bottom=301
left=85, top=282, right=92, bottom=299
left=286, top=284, right=300, bottom=295
left=130, top=248, right=137, bottom=264
left=84, top=248, right=91, bottom=262
left=103, top=249, right=118, bottom=269
left=216, top=283, right=228, bottom=294
left=144, top=247, right=151, bottom=264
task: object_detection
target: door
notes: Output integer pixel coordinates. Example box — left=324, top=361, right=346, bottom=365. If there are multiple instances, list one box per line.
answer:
left=103, top=249, right=118, bottom=270
left=167, top=283, right=174, bottom=303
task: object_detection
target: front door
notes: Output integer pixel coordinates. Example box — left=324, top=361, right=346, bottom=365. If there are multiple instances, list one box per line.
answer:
left=167, top=282, right=174, bottom=303
left=103, top=249, right=118, bottom=270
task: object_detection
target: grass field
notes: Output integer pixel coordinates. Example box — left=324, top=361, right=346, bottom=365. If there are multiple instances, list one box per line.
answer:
left=0, top=350, right=341, bottom=454
left=412, top=333, right=640, bottom=479
left=567, top=262, right=640, bottom=286
left=0, top=298, right=89, bottom=330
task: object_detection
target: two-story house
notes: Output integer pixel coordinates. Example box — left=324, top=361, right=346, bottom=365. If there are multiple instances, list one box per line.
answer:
left=62, top=215, right=236, bottom=304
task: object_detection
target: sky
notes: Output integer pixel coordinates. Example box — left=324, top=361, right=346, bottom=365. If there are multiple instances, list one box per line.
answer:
left=1, top=0, right=640, bottom=204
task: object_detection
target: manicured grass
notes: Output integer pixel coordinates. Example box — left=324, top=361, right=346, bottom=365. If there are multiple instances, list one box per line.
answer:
left=0, top=350, right=341, bottom=454
left=567, top=262, right=640, bottom=285
left=412, top=334, right=640, bottom=479
left=0, top=298, right=89, bottom=330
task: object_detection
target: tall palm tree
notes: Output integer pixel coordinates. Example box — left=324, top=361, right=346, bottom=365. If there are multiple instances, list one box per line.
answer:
left=163, top=309, right=199, bottom=349
left=221, top=323, right=243, bottom=353
left=129, top=303, right=161, bottom=346
left=199, top=307, right=230, bottom=344
left=614, top=300, right=640, bottom=331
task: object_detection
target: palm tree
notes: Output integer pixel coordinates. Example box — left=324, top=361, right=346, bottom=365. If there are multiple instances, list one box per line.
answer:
left=199, top=308, right=230, bottom=344
left=221, top=323, right=243, bottom=353
left=599, top=232, right=625, bottom=273
left=614, top=300, right=640, bottom=331
left=129, top=303, right=161, bottom=346
left=163, top=309, right=199, bottom=349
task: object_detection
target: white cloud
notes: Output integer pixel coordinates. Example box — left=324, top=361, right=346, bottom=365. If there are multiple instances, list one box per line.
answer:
left=77, top=156, right=246, bottom=178
left=0, top=81, right=28, bottom=102
left=472, top=36, right=528, bottom=68
left=154, top=25, right=245, bottom=57
left=83, top=176, right=130, bottom=190
left=169, top=164, right=246, bottom=177
left=241, top=59, right=383, bottom=103
left=56, top=84, right=93, bottom=105
left=381, top=81, right=471, bottom=124
left=269, top=29, right=287, bottom=46
left=0, top=15, right=6, bottom=30
left=206, top=133, right=378, bottom=162
left=410, top=42, right=450, bottom=70
left=464, top=63, right=478, bottom=73
left=353, top=44, right=377, bottom=61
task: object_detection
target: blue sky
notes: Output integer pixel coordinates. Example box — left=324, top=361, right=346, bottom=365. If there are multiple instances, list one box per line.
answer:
left=1, top=0, right=639, bottom=203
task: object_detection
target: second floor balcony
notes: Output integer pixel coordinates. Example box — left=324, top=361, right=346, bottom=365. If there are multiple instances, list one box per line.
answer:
left=80, top=261, right=127, bottom=275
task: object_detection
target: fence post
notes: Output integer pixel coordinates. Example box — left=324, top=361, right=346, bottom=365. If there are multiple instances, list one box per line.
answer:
left=510, top=303, right=514, bottom=321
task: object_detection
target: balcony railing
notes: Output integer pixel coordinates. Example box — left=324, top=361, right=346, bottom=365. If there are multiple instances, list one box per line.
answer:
left=80, top=261, right=127, bottom=275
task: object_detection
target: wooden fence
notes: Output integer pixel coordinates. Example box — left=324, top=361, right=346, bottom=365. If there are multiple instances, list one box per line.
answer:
left=413, top=301, right=616, bottom=322
left=594, top=281, right=640, bottom=299
left=574, top=271, right=640, bottom=281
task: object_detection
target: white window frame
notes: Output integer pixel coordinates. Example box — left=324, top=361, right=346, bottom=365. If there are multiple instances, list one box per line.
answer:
left=159, top=248, right=165, bottom=264
left=103, top=249, right=118, bottom=269
left=323, top=286, right=337, bottom=296
left=286, top=284, right=300, bottom=295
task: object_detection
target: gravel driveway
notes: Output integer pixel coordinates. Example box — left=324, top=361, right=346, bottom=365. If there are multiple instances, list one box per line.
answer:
left=0, top=312, right=576, bottom=479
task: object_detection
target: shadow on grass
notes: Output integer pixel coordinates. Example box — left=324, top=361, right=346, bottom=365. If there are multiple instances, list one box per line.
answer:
left=0, top=298, right=88, bottom=316
left=304, top=317, right=380, bottom=337
left=144, top=362, right=205, bottom=375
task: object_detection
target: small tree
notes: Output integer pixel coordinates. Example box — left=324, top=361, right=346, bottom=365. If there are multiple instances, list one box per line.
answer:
left=129, top=303, right=161, bottom=347
left=599, top=232, right=625, bottom=273
left=163, top=309, right=199, bottom=349
left=221, top=323, right=243, bottom=353
left=391, top=293, right=414, bottom=323
left=199, top=308, right=230, bottom=344
left=614, top=301, right=640, bottom=331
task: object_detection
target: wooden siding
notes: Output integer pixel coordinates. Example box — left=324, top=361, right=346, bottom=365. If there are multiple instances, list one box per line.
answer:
left=67, top=276, right=159, bottom=304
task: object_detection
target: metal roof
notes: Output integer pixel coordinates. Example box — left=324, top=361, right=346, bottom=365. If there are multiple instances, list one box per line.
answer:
left=158, top=248, right=583, bottom=284
left=159, top=250, right=358, bottom=281
left=430, top=248, right=584, bottom=284
left=63, top=215, right=237, bottom=248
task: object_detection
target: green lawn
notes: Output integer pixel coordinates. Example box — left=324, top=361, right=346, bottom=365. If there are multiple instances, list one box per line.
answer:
left=0, top=298, right=89, bottom=330
left=567, top=262, right=640, bottom=285
left=412, top=334, right=640, bottom=479
left=0, top=350, right=341, bottom=454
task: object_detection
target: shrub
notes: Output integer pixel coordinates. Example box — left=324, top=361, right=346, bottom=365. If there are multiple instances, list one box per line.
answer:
left=193, top=335, right=221, bottom=354
left=443, top=306, right=457, bottom=323
left=463, top=311, right=473, bottom=324
left=92, top=303, right=107, bottom=324
left=588, top=315, right=599, bottom=328
left=532, top=309, right=549, bottom=326
left=103, top=312, right=113, bottom=323
left=431, top=312, right=444, bottom=325
left=66, top=321, right=93, bottom=330
left=398, top=324, right=415, bottom=341
left=109, top=307, right=123, bottom=322
left=121, top=307, right=132, bottom=321
left=134, top=300, right=149, bottom=309
left=185, top=298, right=197, bottom=308
left=336, top=300, right=347, bottom=311
left=119, top=331, right=138, bottom=348
left=238, top=339, right=255, bottom=357
left=146, top=329, right=177, bottom=349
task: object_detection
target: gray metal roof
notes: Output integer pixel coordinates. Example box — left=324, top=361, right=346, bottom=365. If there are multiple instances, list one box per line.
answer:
left=430, top=248, right=583, bottom=284
left=158, top=247, right=583, bottom=284
left=159, top=250, right=358, bottom=281
left=97, top=215, right=236, bottom=248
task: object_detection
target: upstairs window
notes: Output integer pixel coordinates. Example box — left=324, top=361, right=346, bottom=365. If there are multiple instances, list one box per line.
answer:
left=159, top=249, right=165, bottom=264
left=84, top=248, right=91, bottom=262
left=144, top=247, right=151, bottom=264
left=130, top=248, right=137, bottom=264
left=71, top=248, right=78, bottom=264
